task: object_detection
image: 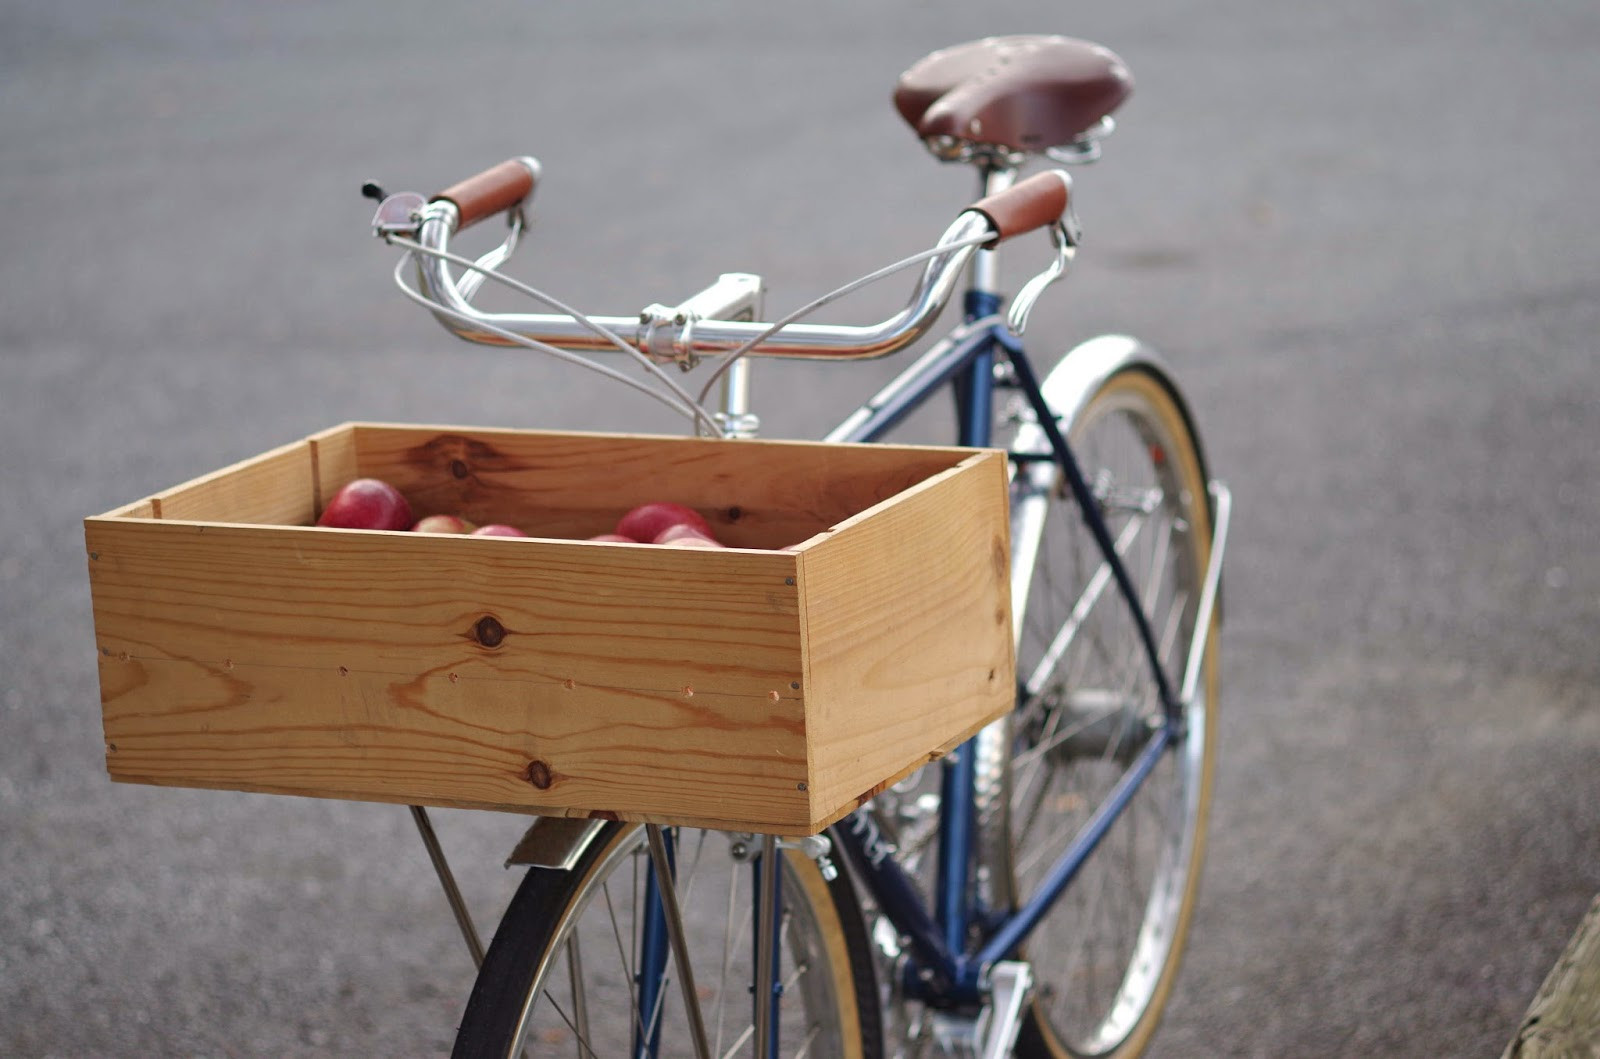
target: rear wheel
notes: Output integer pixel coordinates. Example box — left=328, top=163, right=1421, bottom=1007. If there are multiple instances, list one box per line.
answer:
left=453, top=822, right=882, bottom=1058
left=1003, top=365, right=1219, bottom=1058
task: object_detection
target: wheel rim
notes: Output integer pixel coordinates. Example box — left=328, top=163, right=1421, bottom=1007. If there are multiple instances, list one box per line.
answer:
left=1007, top=370, right=1215, bottom=1057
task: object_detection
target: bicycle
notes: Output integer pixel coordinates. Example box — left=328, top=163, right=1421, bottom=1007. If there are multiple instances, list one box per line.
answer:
left=371, top=34, right=1231, bottom=1059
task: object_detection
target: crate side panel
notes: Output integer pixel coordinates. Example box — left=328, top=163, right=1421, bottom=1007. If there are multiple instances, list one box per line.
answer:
left=86, top=520, right=806, bottom=698
left=87, top=518, right=813, bottom=829
left=150, top=437, right=317, bottom=526
left=344, top=425, right=971, bottom=550
left=99, top=499, right=157, bottom=519
left=100, top=656, right=812, bottom=831
left=308, top=424, right=359, bottom=518
left=800, top=452, right=1015, bottom=822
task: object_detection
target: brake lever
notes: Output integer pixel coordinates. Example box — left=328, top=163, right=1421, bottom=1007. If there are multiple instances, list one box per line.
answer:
left=368, top=186, right=526, bottom=305
left=1005, top=210, right=1080, bottom=337
left=456, top=206, right=526, bottom=303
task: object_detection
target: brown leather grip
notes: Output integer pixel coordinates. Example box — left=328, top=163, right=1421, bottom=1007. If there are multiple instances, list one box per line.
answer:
left=966, top=170, right=1071, bottom=247
left=431, top=157, right=540, bottom=230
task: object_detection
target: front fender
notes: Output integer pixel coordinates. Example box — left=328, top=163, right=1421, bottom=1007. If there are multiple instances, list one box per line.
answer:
left=1019, top=334, right=1214, bottom=493
left=1011, top=333, right=1215, bottom=520
left=1007, top=334, right=1221, bottom=634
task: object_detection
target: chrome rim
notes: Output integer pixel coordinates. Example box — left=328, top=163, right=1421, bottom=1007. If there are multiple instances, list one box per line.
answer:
left=1008, top=377, right=1210, bottom=1055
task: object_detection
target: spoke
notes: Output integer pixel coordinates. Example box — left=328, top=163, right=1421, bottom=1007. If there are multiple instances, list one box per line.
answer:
left=566, top=932, right=594, bottom=1059
left=599, top=881, right=640, bottom=1040
left=790, top=1023, right=823, bottom=1058
left=1025, top=506, right=1152, bottom=700
left=719, top=1024, right=756, bottom=1059
left=1015, top=772, right=1076, bottom=878
left=645, top=825, right=712, bottom=1059
left=543, top=994, right=601, bottom=1059
left=1012, top=697, right=1139, bottom=773
left=1157, top=588, right=1191, bottom=672
left=713, top=851, right=753, bottom=1059
left=1142, top=509, right=1173, bottom=625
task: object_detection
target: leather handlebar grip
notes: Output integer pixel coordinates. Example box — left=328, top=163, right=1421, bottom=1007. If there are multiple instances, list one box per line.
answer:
left=966, top=170, right=1072, bottom=247
left=431, top=157, right=541, bottom=231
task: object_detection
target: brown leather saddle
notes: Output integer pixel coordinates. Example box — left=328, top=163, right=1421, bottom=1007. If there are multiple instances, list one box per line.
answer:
left=894, top=36, right=1133, bottom=153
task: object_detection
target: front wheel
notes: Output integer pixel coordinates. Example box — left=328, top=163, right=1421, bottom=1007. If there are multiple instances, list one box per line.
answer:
left=452, top=822, right=883, bottom=1058
left=1002, top=361, right=1220, bottom=1058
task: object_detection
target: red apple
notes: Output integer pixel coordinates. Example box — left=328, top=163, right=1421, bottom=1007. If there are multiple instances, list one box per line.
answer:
left=317, top=478, right=412, bottom=531
left=653, top=523, right=721, bottom=546
left=662, top=535, right=724, bottom=549
left=587, top=533, right=636, bottom=543
left=471, top=524, right=528, bottom=538
left=411, top=514, right=475, bottom=534
left=616, top=502, right=711, bottom=544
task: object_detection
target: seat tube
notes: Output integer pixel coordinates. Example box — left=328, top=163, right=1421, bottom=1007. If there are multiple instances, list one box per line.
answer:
left=951, top=164, right=1012, bottom=448
left=937, top=163, right=1016, bottom=958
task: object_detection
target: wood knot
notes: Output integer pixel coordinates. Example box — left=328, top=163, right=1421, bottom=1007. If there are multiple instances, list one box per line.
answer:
left=726, top=506, right=742, bottom=521
left=473, top=615, right=506, bottom=648
left=449, top=458, right=470, bottom=479
left=522, top=760, right=554, bottom=790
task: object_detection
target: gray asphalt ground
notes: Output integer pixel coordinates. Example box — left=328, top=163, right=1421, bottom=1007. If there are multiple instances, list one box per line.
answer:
left=3, top=2, right=1598, bottom=1056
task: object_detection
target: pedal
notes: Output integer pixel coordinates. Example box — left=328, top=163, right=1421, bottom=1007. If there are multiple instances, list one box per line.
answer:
left=976, top=961, right=1033, bottom=1059
left=926, top=961, right=1033, bottom=1058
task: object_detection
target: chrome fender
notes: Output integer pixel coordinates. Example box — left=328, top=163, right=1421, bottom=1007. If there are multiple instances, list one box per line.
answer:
left=1007, top=334, right=1218, bottom=646
left=1011, top=334, right=1210, bottom=482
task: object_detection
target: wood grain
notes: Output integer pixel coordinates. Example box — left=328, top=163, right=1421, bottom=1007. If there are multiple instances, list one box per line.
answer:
left=85, top=423, right=1017, bottom=834
left=148, top=436, right=316, bottom=525
left=345, top=423, right=970, bottom=549
left=798, top=449, right=1015, bottom=826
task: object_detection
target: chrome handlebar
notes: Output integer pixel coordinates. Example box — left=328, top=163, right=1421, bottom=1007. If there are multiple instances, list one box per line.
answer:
left=403, top=198, right=993, bottom=363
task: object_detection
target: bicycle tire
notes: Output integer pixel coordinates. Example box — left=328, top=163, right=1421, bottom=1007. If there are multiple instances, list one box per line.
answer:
left=452, top=821, right=883, bottom=1058
left=1001, top=361, right=1219, bottom=1058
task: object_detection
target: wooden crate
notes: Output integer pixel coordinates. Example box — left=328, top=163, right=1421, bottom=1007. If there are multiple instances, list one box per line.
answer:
left=85, top=423, right=1014, bottom=835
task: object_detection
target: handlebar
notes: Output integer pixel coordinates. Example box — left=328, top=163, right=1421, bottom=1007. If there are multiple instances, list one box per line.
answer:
left=396, top=157, right=1074, bottom=362
left=969, top=170, right=1072, bottom=248
left=431, top=156, right=540, bottom=230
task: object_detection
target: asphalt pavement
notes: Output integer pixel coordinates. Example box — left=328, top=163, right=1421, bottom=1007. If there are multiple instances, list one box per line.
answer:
left=3, top=2, right=1597, bottom=1055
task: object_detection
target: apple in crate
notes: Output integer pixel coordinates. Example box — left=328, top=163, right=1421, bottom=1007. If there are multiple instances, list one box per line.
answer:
left=616, top=502, right=712, bottom=544
left=317, top=478, right=413, bottom=531
left=471, top=524, right=528, bottom=538
left=654, top=523, right=723, bottom=547
left=662, top=535, right=724, bottom=549
left=411, top=514, right=475, bottom=534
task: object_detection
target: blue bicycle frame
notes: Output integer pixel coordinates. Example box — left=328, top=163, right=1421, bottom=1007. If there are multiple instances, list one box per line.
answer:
left=633, top=176, right=1189, bottom=1054
left=820, top=281, right=1183, bottom=1005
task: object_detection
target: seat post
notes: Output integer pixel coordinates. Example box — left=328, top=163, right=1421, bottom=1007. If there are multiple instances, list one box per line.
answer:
left=970, top=164, right=1018, bottom=301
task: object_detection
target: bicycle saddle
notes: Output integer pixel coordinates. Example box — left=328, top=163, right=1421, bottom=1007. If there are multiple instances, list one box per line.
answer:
left=894, top=35, right=1133, bottom=152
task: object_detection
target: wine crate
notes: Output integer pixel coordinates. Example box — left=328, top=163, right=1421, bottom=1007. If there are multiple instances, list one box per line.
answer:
left=85, top=423, right=1014, bottom=835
